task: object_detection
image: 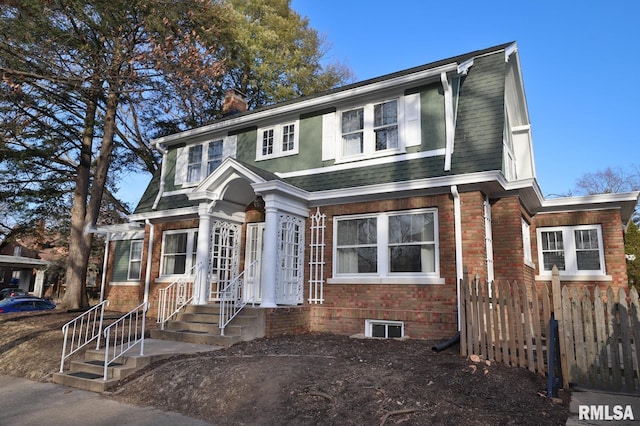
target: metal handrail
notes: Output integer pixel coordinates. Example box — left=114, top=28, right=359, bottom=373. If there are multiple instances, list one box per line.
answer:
left=219, top=260, right=257, bottom=336
left=102, top=301, right=147, bottom=380
left=157, top=263, right=199, bottom=329
left=59, top=300, right=109, bottom=373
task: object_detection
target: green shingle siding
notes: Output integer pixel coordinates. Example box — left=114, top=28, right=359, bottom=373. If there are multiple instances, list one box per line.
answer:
left=235, top=129, right=257, bottom=164
left=449, top=52, right=505, bottom=174
left=235, top=115, right=323, bottom=173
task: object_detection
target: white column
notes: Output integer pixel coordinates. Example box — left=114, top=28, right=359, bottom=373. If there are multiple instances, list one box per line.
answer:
left=194, top=203, right=212, bottom=305
left=34, top=269, right=46, bottom=298
left=260, top=205, right=279, bottom=308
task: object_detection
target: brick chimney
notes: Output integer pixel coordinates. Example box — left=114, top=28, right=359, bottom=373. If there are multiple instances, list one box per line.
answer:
left=222, top=88, right=247, bottom=116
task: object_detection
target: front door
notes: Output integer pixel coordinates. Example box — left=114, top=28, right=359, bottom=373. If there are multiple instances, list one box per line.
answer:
left=244, top=223, right=264, bottom=304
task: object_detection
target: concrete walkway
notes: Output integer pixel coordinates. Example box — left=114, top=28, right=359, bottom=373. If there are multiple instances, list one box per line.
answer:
left=0, top=339, right=222, bottom=426
left=0, top=375, right=212, bottom=426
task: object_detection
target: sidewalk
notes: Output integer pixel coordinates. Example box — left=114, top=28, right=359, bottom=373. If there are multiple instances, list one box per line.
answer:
left=0, top=375, right=212, bottom=426
left=0, top=339, right=222, bottom=426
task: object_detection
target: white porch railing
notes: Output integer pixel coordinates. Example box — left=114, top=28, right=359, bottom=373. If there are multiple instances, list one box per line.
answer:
left=102, top=302, right=147, bottom=380
left=157, top=264, right=198, bottom=330
left=59, top=300, right=109, bottom=373
left=219, top=260, right=257, bottom=336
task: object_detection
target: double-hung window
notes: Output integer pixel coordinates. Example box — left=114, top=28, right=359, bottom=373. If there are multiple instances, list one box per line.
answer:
left=207, top=140, right=223, bottom=174
left=341, top=108, right=364, bottom=157
left=537, top=225, right=605, bottom=276
left=179, top=138, right=228, bottom=185
left=160, top=230, right=198, bottom=276
left=127, top=240, right=143, bottom=280
left=187, top=145, right=203, bottom=183
left=334, top=209, right=439, bottom=278
left=374, top=100, right=398, bottom=151
left=257, top=121, right=299, bottom=160
left=340, top=99, right=400, bottom=160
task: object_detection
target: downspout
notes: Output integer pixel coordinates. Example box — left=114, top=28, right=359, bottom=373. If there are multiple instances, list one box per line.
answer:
left=143, top=219, right=154, bottom=308
left=451, top=185, right=463, bottom=330
left=152, top=143, right=167, bottom=211
left=99, top=232, right=110, bottom=303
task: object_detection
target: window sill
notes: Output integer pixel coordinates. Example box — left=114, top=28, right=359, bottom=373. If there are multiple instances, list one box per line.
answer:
left=109, top=281, right=141, bottom=286
left=327, top=277, right=445, bottom=285
left=155, top=275, right=195, bottom=283
left=334, top=148, right=404, bottom=165
left=535, top=274, right=612, bottom=282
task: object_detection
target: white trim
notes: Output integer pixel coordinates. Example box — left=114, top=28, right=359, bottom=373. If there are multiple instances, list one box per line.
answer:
left=256, top=120, right=300, bottom=160
left=535, top=274, right=612, bottom=282
left=109, top=281, right=141, bottom=287
left=442, top=72, right=455, bottom=171
left=536, top=224, right=606, bottom=277
left=127, top=240, right=143, bottom=281
left=278, top=148, right=445, bottom=179
left=334, top=98, right=403, bottom=164
left=328, top=277, right=445, bottom=285
left=332, top=208, right=440, bottom=280
left=159, top=228, right=199, bottom=278
left=365, top=319, right=404, bottom=338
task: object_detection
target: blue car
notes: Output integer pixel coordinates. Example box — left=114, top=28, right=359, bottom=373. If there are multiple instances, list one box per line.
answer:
left=0, top=296, right=56, bottom=313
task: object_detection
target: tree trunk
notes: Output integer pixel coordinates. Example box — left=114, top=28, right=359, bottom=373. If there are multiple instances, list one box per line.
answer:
left=63, top=88, right=120, bottom=310
left=62, top=91, right=98, bottom=310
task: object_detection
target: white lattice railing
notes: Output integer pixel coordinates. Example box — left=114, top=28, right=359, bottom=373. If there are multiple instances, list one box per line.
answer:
left=157, top=264, right=199, bottom=330
left=102, top=301, right=147, bottom=380
left=219, top=260, right=258, bottom=336
left=308, top=207, right=326, bottom=304
left=59, top=300, right=109, bottom=373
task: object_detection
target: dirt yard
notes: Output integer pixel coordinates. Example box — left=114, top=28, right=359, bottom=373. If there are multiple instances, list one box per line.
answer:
left=0, top=310, right=570, bottom=425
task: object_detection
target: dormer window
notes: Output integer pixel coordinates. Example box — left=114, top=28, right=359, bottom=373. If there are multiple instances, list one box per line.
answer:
left=374, top=100, right=398, bottom=151
left=187, top=145, right=203, bottom=183
left=256, top=121, right=299, bottom=160
left=338, top=98, right=401, bottom=161
left=207, top=140, right=223, bottom=174
left=176, top=137, right=233, bottom=186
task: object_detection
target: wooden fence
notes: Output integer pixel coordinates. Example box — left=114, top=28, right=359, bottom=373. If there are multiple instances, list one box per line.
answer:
left=460, top=266, right=640, bottom=393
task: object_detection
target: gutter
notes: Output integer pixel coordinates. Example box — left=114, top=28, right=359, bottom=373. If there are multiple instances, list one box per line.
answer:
left=143, top=219, right=154, bottom=308
left=451, top=185, right=464, bottom=329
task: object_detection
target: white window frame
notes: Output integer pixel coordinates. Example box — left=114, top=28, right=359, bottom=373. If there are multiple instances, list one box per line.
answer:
left=336, top=98, right=404, bottom=163
left=127, top=240, right=143, bottom=281
left=206, top=139, right=224, bottom=175
left=176, top=136, right=234, bottom=186
left=536, top=225, right=606, bottom=277
left=159, top=229, right=198, bottom=278
left=365, top=319, right=404, bottom=338
left=256, top=120, right=299, bottom=160
left=186, top=145, right=203, bottom=183
left=522, top=218, right=533, bottom=267
left=331, top=208, right=441, bottom=284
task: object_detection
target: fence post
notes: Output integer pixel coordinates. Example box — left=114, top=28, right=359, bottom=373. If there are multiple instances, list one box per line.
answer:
left=551, top=266, right=569, bottom=389
left=460, top=266, right=469, bottom=356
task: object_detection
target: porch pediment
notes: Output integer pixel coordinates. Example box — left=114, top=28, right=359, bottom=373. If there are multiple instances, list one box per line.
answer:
left=187, top=158, right=278, bottom=206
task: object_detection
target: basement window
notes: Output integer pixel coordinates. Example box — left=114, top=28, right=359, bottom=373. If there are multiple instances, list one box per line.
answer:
left=365, top=319, right=404, bottom=339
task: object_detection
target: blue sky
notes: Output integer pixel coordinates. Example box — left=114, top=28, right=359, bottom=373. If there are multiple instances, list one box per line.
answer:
left=118, top=0, right=639, bottom=207
left=290, top=0, right=640, bottom=198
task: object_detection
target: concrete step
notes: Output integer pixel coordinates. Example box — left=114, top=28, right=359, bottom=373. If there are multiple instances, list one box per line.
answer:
left=175, top=312, right=220, bottom=324
left=166, top=320, right=221, bottom=334
left=51, top=371, right=119, bottom=393
left=69, top=359, right=139, bottom=380
left=151, top=329, right=242, bottom=346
